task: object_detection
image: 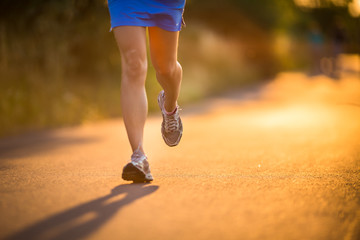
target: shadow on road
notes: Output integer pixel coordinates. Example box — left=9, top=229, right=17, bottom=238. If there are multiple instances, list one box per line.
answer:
left=5, top=183, right=159, bottom=240
left=0, top=131, right=98, bottom=159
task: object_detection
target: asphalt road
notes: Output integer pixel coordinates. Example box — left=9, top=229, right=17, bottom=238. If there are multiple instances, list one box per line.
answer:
left=0, top=72, right=359, bottom=240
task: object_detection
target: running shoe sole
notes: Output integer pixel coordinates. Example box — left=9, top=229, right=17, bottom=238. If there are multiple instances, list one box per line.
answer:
left=122, top=162, right=153, bottom=183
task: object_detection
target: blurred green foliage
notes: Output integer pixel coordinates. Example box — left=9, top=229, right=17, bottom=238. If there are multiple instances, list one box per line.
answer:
left=0, top=0, right=121, bottom=136
left=0, top=0, right=359, bottom=137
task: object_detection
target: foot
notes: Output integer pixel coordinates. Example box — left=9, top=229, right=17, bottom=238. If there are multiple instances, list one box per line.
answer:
left=157, top=90, right=183, bottom=147
left=122, top=149, right=153, bottom=182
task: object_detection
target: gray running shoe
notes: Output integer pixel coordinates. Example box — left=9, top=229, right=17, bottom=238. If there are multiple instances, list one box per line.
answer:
left=157, top=90, right=183, bottom=147
left=122, top=150, right=153, bottom=182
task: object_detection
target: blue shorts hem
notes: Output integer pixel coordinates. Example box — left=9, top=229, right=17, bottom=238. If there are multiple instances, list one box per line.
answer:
left=110, top=22, right=181, bottom=32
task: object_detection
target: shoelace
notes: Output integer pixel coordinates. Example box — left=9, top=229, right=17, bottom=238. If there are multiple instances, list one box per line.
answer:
left=130, top=149, right=151, bottom=174
left=164, top=108, right=180, bottom=132
left=131, top=149, right=146, bottom=163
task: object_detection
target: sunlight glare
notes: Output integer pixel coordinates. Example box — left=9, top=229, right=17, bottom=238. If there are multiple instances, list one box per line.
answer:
left=294, top=0, right=348, bottom=7
left=349, top=0, right=360, bottom=17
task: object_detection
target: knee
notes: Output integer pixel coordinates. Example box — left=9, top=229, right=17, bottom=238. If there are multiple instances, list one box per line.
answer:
left=121, top=49, right=148, bottom=81
left=154, top=61, right=181, bottom=80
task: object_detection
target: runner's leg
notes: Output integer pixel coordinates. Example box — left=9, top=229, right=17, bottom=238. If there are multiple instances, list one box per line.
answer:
left=113, top=26, right=148, bottom=154
left=148, top=27, right=182, bottom=113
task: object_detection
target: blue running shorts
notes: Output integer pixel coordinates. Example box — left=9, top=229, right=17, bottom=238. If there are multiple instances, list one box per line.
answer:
left=108, top=0, right=186, bottom=32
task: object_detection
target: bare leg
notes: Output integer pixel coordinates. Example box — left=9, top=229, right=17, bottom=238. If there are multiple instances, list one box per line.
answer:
left=148, top=27, right=182, bottom=112
left=113, top=26, right=148, bottom=154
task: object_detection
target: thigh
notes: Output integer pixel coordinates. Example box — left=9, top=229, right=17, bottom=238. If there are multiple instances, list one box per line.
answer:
left=148, top=27, right=180, bottom=71
left=113, top=26, right=147, bottom=64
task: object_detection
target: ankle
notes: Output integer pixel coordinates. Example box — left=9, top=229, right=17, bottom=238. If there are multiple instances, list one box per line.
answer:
left=133, top=145, right=145, bottom=156
left=165, top=106, right=178, bottom=115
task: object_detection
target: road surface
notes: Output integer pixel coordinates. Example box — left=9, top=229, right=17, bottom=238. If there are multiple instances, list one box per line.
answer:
left=1, top=72, right=359, bottom=240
